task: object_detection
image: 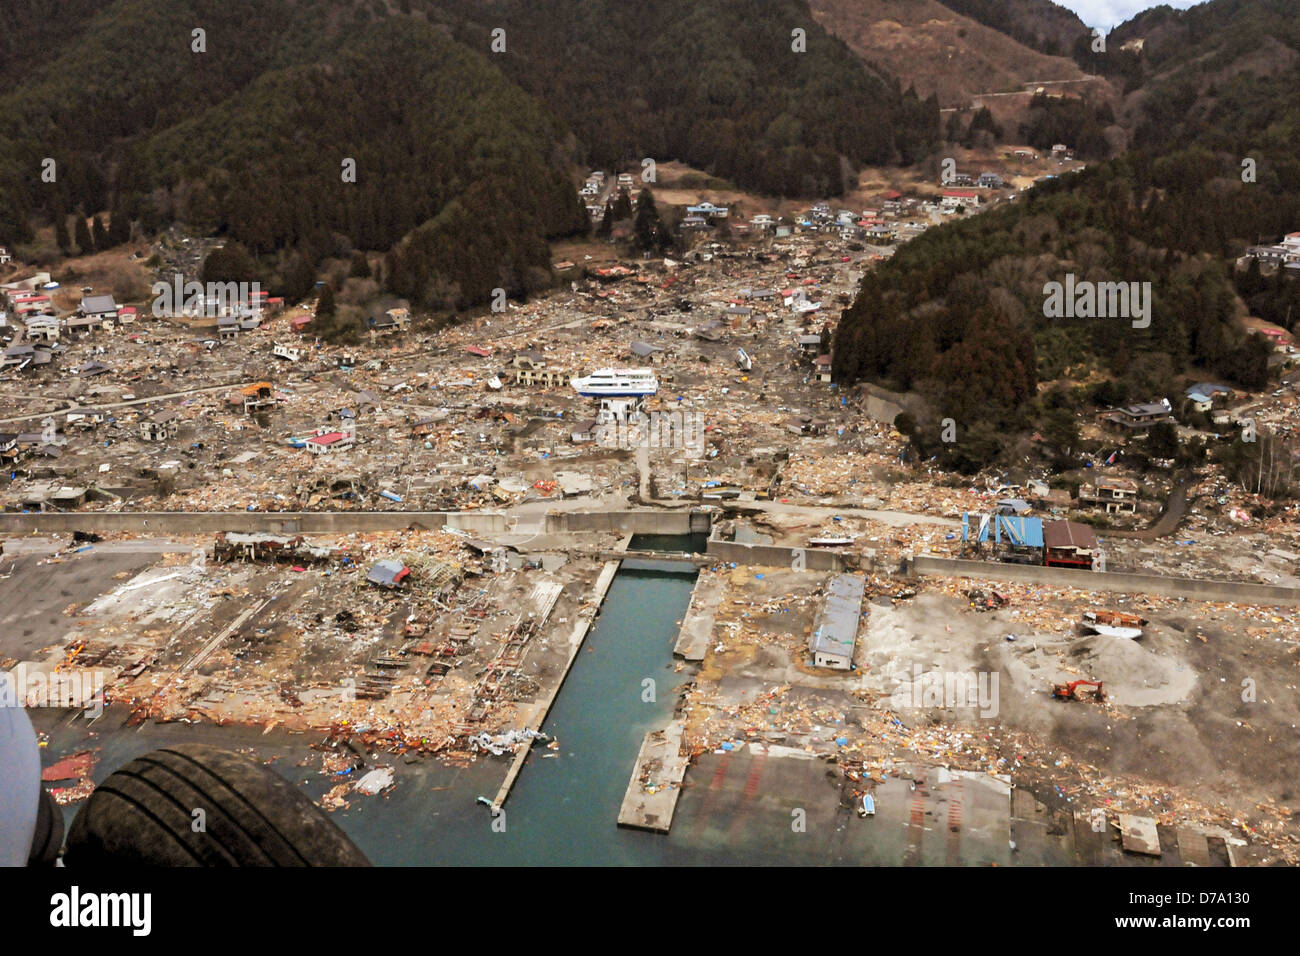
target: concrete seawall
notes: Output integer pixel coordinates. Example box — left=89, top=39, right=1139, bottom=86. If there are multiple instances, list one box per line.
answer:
left=545, top=510, right=711, bottom=535
left=706, top=537, right=848, bottom=571
left=0, top=509, right=713, bottom=537
left=909, top=555, right=1300, bottom=606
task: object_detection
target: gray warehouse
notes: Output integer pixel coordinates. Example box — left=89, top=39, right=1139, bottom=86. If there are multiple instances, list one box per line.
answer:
left=809, top=573, right=866, bottom=670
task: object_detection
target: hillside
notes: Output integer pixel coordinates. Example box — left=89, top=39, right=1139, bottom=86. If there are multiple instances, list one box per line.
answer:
left=0, top=1, right=587, bottom=311
left=806, top=0, right=1107, bottom=122
left=1111, top=0, right=1300, bottom=152
left=430, top=0, right=941, bottom=192
left=937, top=0, right=1091, bottom=57
left=832, top=0, right=1300, bottom=471
left=0, top=0, right=943, bottom=313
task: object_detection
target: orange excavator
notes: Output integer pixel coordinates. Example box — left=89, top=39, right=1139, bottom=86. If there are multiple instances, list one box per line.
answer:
left=1051, top=679, right=1105, bottom=702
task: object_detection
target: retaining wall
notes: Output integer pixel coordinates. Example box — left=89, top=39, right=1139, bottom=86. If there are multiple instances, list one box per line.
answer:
left=909, top=555, right=1300, bottom=606
left=706, top=538, right=847, bottom=571
left=0, top=508, right=713, bottom=538
left=0, top=511, right=504, bottom=534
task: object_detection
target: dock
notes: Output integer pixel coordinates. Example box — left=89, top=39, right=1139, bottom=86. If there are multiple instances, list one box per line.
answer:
left=490, top=535, right=631, bottom=811
left=617, top=719, right=687, bottom=833
left=673, top=573, right=724, bottom=661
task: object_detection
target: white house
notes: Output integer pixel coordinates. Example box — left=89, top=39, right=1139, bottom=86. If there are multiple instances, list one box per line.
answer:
left=686, top=202, right=729, bottom=219
left=306, top=424, right=355, bottom=455
left=1282, top=232, right=1300, bottom=261
left=941, top=189, right=980, bottom=211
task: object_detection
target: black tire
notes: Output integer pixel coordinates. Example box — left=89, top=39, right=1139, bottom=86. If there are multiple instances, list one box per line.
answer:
left=27, top=788, right=65, bottom=866
left=64, top=744, right=370, bottom=866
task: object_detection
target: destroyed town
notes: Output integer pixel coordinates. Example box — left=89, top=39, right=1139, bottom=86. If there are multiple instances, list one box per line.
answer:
left=0, top=1, right=1297, bottom=897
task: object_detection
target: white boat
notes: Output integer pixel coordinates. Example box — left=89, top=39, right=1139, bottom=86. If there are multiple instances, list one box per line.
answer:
left=1087, top=623, right=1143, bottom=639
left=571, top=368, right=658, bottom=397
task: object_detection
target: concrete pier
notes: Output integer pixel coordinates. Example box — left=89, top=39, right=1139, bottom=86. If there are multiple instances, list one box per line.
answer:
left=617, top=719, right=687, bottom=833
left=490, top=535, right=632, bottom=810
left=673, top=573, right=724, bottom=661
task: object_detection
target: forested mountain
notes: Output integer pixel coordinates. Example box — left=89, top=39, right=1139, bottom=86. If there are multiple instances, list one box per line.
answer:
left=0, top=0, right=585, bottom=308
left=833, top=0, right=1300, bottom=471
left=936, top=0, right=1089, bottom=57
left=428, top=0, right=940, bottom=196
left=0, top=0, right=940, bottom=312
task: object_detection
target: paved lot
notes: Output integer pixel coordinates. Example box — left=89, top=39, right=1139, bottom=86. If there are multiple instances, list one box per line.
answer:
left=0, top=550, right=157, bottom=661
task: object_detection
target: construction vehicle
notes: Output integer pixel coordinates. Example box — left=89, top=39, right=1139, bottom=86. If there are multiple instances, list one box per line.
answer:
left=1051, top=679, right=1105, bottom=702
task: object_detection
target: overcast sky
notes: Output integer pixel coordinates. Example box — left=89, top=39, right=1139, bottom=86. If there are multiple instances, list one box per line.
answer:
left=1054, top=0, right=1202, bottom=30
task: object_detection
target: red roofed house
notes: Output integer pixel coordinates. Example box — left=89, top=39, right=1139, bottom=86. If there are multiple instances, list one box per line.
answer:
left=941, top=189, right=981, bottom=212
left=306, top=425, right=354, bottom=455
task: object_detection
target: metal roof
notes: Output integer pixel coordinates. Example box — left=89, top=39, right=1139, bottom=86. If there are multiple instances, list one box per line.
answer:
left=967, top=514, right=1044, bottom=548
left=367, top=559, right=410, bottom=587
left=809, top=574, right=865, bottom=660
left=1043, top=520, right=1096, bottom=551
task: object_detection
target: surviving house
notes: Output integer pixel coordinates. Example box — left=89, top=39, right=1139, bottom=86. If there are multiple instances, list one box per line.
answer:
left=139, top=409, right=179, bottom=442
left=1078, top=476, right=1139, bottom=514
left=511, top=349, right=570, bottom=387
left=80, top=294, right=119, bottom=325
left=963, top=513, right=1044, bottom=564
left=1100, top=399, right=1174, bottom=433
left=569, top=419, right=600, bottom=444
left=369, top=308, right=409, bottom=333
left=796, top=334, right=823, bottom=355
left=24, top=313, right=59, bottom=343
left=940, top=189, right=980, bottom=212
left=305, top=425, right=355, bottom=455
left=1042, top=519, right=1097, bottom=569
left=686, top=202, right=729, bottom=219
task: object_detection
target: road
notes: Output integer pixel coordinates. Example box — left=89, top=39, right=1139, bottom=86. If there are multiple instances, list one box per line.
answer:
left=0, top=380, right=258, bottom=426
left=1102, top=474, right=1190, bottom=541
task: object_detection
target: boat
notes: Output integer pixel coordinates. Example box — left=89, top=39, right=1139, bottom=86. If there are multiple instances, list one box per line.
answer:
left=858, top=794, right=875, bottom=818
left=1082, top=609, right=1145, bottom=639
left=1087, top=623, right=1143, bottom=639
left=1084, top=610, right=1147, bottom=627
left=571, top=368, right=658, bottom=397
